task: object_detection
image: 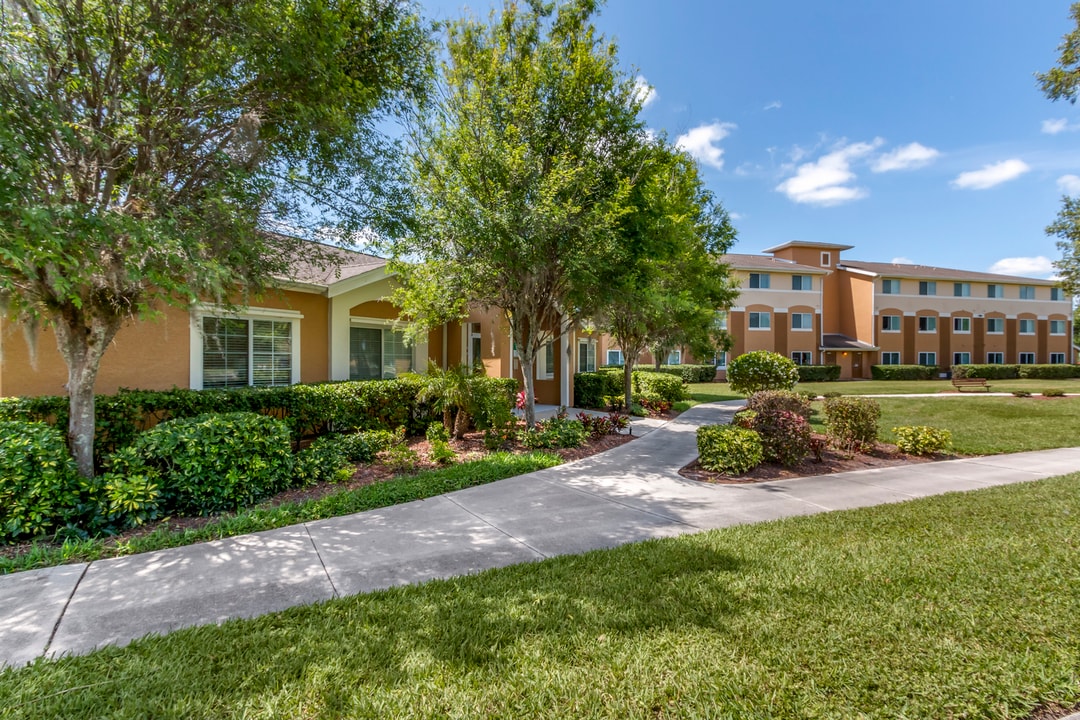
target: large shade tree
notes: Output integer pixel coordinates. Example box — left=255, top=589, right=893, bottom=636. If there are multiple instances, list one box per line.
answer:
left=0, top=0, right=431, bottom=477
left=595, top=139, right=738, bottom=409
left=387, top=0, right=643, bottom=427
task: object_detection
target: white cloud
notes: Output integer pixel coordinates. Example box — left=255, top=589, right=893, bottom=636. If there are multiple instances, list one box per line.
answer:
left=1042, top=118, right=1072, bottom=134
left=950, top=159, right=1030, bottom=190
left=890, top=256, right=914, bottom=264
left=775, top=138, right=884, bottom=206
left=1058, top=174, right=1080, bottom=195
left=633, top=75, right=656, bottom=108
left=988, top=256, right=1056, bottom=278
left=763, top=100, right=782, bottom=111
left=729, top=212, right=745, bottom=221
left=872, top=142, right=940, bottom=172
left=676, top=122, right=736, bottom=170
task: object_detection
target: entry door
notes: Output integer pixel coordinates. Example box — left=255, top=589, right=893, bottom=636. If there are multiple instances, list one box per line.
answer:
left=852, top=353, right=863, bottom=377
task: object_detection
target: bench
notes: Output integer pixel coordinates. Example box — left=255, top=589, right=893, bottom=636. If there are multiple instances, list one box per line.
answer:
left=952, top=377, right=991, bottom=392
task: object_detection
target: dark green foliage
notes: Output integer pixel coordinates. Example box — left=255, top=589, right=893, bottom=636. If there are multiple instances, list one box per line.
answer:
left=952, top=364, right=1019, bottom=380
left=131, top=413, right=295, bottom=515
left=655, top=365, right=718, bottom=383
left=746, top=390, right=812, bottom=420
left=824, top=397, right=881, bottom=456
left=426, top=423, right=457, bottom=465
left=519, top=417, right=588, bottom=449
left=727, top=351, right=799, bottom=395
left=751, top=409, right=811, bottom=467
left=696, top=424, right=763, bottom=474
left=795, top=365, right=841, bottom=382
left=336, top=429, right=398, bottom=463
left=1018, top=364, right=1080, bottom=379
left=0, top=421, right=87, bottom=542
left=466, top=377, right=518, bottom=431
left=292, top=436, right=354, bottom=488
left=99, top=446, right=163, bottom=530
left=573, top=371, right=623, bottom=409
left=870, top=364, right=938, bottom=380
left=1043, top=388, right=1067, bottom=397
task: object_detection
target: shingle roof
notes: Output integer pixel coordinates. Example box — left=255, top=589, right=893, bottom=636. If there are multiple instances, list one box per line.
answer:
left=820, top=334, right=878, bottom=351
left=722, top=254, right=829, bottom=274
left=286, top=243, right=387, bottom=286
left=840, top=261, right=1059, bottom=286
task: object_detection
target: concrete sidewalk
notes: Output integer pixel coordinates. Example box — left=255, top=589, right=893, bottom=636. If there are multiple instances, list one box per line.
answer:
left=2, top=401, right=1079, bottom=668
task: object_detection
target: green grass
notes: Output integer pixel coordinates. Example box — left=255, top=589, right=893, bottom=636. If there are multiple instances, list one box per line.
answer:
left=2, top=477, right=1078, bottom=719
left=0, top=452, right=562, bottom=576
left=689, top=378, right=1080, bottom=398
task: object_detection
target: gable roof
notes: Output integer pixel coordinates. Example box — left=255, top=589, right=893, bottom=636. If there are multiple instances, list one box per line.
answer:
left=722, top=253, right=830, bottom=274
left=286, top=243, right=387, bottom=286
left=839, top=261, right=1060, bottom=286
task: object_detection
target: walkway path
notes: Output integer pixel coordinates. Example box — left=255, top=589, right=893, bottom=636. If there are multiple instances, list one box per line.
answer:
left=2, top=401, right=1079, bottom=668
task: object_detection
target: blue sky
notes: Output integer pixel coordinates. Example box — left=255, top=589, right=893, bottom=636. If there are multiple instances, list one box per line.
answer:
left=420, top=0, right=1080, bottom=279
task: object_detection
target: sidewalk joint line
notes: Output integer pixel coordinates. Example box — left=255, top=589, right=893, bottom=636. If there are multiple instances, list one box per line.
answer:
left=539, top=475, right=703, bottom=529
left=43, top=561, right=90, bottom=657
left=303, top=525, right=340, bottom=599
left=443, top=495, right=551, bottom=559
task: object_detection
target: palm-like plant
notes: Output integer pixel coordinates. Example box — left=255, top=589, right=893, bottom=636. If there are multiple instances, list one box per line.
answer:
left=418, top=363, right=474, bottom=439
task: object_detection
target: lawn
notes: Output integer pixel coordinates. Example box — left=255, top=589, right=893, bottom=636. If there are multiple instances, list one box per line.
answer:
left=688, top=378, right=1080, bottom=398
left=1, top=476, right=1077, bottom=719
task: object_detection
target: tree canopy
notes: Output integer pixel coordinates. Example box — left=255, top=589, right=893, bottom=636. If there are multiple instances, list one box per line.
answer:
left=0, top=0, right=432, bottom=476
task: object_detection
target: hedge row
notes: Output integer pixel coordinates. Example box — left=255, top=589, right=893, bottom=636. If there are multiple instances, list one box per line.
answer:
left=795, top=365, right=841, bottom=382
left=573, top=369, right=688, bottom=408
left=652, top=364, right=718, bottom=383
left=953, top=364, right=1080, bottom=380
left=870, top=365, right=939, bottom=380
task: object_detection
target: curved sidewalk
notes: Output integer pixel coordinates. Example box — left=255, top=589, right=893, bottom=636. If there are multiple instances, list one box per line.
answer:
left=2, top=401, right=1079, bottom=668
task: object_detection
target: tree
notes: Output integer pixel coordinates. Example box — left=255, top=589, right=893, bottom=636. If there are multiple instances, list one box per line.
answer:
left=1039, top=3, right=1080, bottom=296
left=594, top=139, right=738, bottom=409
left=0, top=0, right=431, bottom=477
left=386, top=0, right=643, bottom=428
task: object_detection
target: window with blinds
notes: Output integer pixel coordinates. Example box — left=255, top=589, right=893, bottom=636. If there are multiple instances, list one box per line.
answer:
left=203, top=317, right=292, bottom=389
left=349, top=327, right=413, bottom=380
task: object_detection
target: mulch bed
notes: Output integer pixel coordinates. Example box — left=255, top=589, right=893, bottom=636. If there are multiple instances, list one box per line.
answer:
left=1025, top=702, right=1080, bottom=720
left=679, top=434, right=948, bottom=484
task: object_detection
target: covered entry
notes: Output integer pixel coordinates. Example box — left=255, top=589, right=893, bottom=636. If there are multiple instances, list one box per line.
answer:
left=821, top=334, right=878, bottom=380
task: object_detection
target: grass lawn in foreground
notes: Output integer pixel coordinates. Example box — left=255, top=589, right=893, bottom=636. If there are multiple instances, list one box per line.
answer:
left=1, top=476, right=1077, bottom=719
left=689, top=377, right=1080, bottom=398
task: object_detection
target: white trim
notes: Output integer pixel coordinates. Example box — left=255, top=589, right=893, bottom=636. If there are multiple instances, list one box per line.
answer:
left=192, top=302, right=304, bottom=320
left=189, top=306, right=302, bottom=390
left=837, top=265, right=878, bottom=278
left=325, top=267, right=394, bottom=298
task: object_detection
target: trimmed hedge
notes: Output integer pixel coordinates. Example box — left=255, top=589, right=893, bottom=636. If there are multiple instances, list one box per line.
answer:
left=1018, top=364, right=1080, bottom=379
left=0, top=421, right=88, bottom=542
left=697, top=425, right=763, bottom=475
left=573, top=369, right=688, bottom=408
left=870, top=365, right=938, bottom=380
left=796, top=365, right=841, bottom=382
left=951, top=364, right=1018, bottom=380
left=634, top=371, right=687, bottom=402
left=654, top=364, right=718, bottom=383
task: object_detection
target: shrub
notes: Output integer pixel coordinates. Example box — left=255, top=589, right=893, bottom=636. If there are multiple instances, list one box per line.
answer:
left=380, top=443, right=420, bottom=473
left=796, top=365, right=841, bottom=382
left=292, top=435, right=354, bottom=487
left=655, top=364, right=717, bottom=383
left=731, top=409, right=757, bottom=429
left=338, top=429, right=398, bottom=463
left=747, top=390, right=812, bottom=420
left=573, top=370, right=623, bottom=409
left=1018, top=364, right=1080, bottom=379
left=893, top=426, right=952, bottom=456
left=1043, top=388, right=1066, bottom=398
left=870, top=365, right=938, bottom=380
left=520, top=417, right=587, bottom=449
left=636, top=395, right=673, bottom=415
left=0, top=421, right=88, bottom=542
left=696, top=425, right=763, bottom=475
left=1012, top=390, right=1032, bottom=398
left=727, top=351, right=799, bottom=395
left=798, top=390, right=819, bottom=402
left=99, top=445, right=162, bottom=530
left=952, top=364, right=1019, bottom=380
left=752, top=409, right=811, bottom=467
left=824, top=397, right=881, bottom=456
left=633, top=371, right=687, bottom=402
left=426, top=422, right=457, bottom=465
left=822, top=391, right=843, bottom=399
left=131, top=412, right=294, bottom=515
left=470, top=377, right=517, bottom=431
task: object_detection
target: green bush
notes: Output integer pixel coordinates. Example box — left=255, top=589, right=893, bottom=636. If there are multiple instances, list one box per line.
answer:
left=573, top=370, right=623, bottom=409
left=131, top=412, right=295, bottom=515
left=696, top=425, right=763, bottom=475
left=893, top=426, right=952, bottom=456
left=952, top=364, right=1019, bottom=380
left=0, top=421, right=88, bottom=542
left=747, top=390, right=812, bottom=420
left=824, top=397, right=881, bottom=456
left=519, top=417, right=587, bottom=449
left=633, top=371, right=687, bottom=402
left=655, top=364, right=718, bottom=383
left=99, top=446, right=163, bottom=530
left=1018, top=364, right=1080, bottom=379
left=796, top=365, right=841, bottom=382
left=870, top=365, right=938, bottom=380
left=731, top=409, right=757, bottom=429
left=1012, top=390, right=1032, bottom=398
left=426, top=422, right=457, bottom=465
left=727, top=351, right=799, bottom=395
left=292, top=435, right=355, bottom=487
left=752, top=409, right=811, bottom=467
left=337, top=429, right=398, bottom=463
left=1043, top=388, right=1066, bottom=398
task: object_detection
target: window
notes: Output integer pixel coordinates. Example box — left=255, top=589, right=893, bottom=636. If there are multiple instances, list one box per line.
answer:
left=666, top=350, right=682, bottom=365
left=821, top=251, right=831, bottom=267
left=987, top=352, right=1004, bottom=364
left=918, top=316, right=937, bottom=332
left=1050, top=320, right=1066, bottom=335
left=918, top=352, right=937, bottom=366
left=1051, top=287, right=1064, bottom=301
left=880, top=352, right=901, bottom=365
left=202, top=317, right=294, bottom=389
left=881, top=315, right=901, bottom=332
left=578, top=339, right=597, bottom=373
left=791, top=312, right=813, bottom=330
left=919, top=281, right=936, bottom=296
left=1051, top=353, right=1066, bottom=364
left=1019, top=319, right=1035, bottom=334
left=881, top=278, right=900, bottom=294
left=714, top=351, right=728, bottom=368
left=467, top=322, right=483, bottom=371
left=953, top=282, right=970, bottom=297
left=952, top=352, right=971, bottom=365
left=748, top=273, right=770, bottom=289
left=714, top=312, right=728, bottom=331
left=792, top=275, right=813, bottom=291
left=1019, top=286, right=1035, bottom=300
left=749, top=312, right=770, bottom=329
left=987, top=317, right=1004, bottom=333
left=952, top=317, right=971, bottom=333
left=987, top=284, right=1003, bottom=299
left=350, top=326, right=412, bottom=380
left=606, top=349, right=624, bottom=366
left=791, top=351, right=813, bottom=365
left=537, top=341, right=555, bottom=379
left=1019, top=352, right=1035, bottom=364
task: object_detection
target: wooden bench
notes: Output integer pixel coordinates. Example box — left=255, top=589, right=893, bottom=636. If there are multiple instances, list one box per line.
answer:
left=952, top=377, right=991, bottom=392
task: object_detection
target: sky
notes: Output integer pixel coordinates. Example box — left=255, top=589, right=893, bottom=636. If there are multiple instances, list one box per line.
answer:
left=418, top=0, right=1080, bottom=279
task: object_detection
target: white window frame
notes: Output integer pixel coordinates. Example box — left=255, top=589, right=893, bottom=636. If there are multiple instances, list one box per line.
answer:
left=1050, top=320, right=1066, bottom=335
left=537, top=341, right=556, bottom=380
left=952, top=352, right=970, bottom=365
left=952, top=317, right=971, bottom=333
left=1019, top=352, right=1036, bottom=365
left=986, top=352, right=1004, bottom=364
left=577, top=338, right=597, bottom=373
left=666, top=349, right=682, bottom=365
left=349, top=321, right=416, bottom=380
left=190, top=305, right=302, bottom=390
left=918, top=316, right=937, bottom=333
left=917, top=352, right=937, bottom=366
left=748, top=272, right=770, bottom=289
left=791, top=312, right=813, bottom=331
left=880, top=351, right=901, bottom=365
left=881, top=315, right=901, bottom=332
left=606, top=349, right=624, bottom=366
left=953, top=282, right=970, bottom=297
left=467, top=322, right=483, bottom=371
left=986, top=317, right=1004, bottom=334
left=1019, top=286, right=1036, bottom=300
left=919, top=281, right=936, bottom=296
left=749, top=312, right=771, bottom=330
left=792, top=275, right=813, bottom=291
left=820, top=251, right=831, bottom=267
left=987, top=284, right=1003, bottom=299
left=1050, top=353, right=1066, bottom=364
left=1018, top=319, right=1036, bottom=335
left=882, top=278, right=900, bottom=295
left=791, top=351, right=813, bottom=366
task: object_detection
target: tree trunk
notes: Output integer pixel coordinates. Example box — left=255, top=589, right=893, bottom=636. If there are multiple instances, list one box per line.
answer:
left=623, top=358, right=635, bottom=410
left=452, top=407, right=470, bottom=439
left=520, top=357, right=537, bottom=429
